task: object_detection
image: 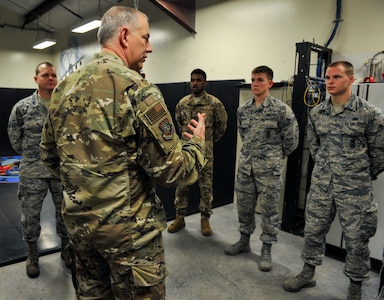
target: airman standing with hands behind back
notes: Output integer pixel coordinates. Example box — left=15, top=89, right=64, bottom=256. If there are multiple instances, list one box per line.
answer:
left=8, top=62, right=70, bottom=279
left=283, top=61, right=384, bottom=300
left=225, top=65, right=299, bottom=272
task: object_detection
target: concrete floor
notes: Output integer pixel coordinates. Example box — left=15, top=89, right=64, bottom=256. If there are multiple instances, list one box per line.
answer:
left=0, top=203, right=380, bottom=300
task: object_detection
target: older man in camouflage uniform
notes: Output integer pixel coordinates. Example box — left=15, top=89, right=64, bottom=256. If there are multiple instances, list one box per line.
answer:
left=7, top=62, right=70, bottom=278
left=224, top=66, right=299, bottom=272
left=40, top=6, right=206, bottom=300
left=283, top=61, right=384, bottom=300
left=168, top=68, right=228, bottom=236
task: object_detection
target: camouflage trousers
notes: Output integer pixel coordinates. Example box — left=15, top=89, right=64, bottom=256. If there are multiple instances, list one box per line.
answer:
left=302, top=180, right=377, bottom=281
left=71, top=233, right=167, bottom=300
left=234, top=170, right=281, bottom=243
left=18, top=176, right=68, bottom=242
left=379, top=247, right=384, bottom=298
left=174, top=157, right=213, bottom=216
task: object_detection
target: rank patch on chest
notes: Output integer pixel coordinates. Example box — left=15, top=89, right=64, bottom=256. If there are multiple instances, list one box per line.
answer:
left=159, top=118, right=173, bottom=140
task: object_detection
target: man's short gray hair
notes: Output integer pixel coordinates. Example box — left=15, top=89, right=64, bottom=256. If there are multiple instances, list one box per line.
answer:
left=97, top=6, right=147, bottom=46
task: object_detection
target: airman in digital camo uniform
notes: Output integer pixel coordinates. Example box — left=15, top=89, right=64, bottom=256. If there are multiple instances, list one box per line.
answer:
left=283, top=61, right=384, bottom=300
left=8, top=62, right=70, bottom=279
left=225, top=66, right=299, bottom=272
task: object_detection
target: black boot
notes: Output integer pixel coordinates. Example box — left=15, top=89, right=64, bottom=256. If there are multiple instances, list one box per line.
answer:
left=259, top=243, right=272, bottom=272
left=224, top=233, right=251, bottom=255
left=26, top=241, right=39, bottom=278
left=61, top=237, right=71, bottom=269
left=346, top=280, right=362, bottom=300
left=282, top=263, right=316, bottom=292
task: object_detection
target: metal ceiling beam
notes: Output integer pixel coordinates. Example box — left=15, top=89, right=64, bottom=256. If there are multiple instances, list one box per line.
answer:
left=22, top=0, right=66, bottom=28
left=149, top=0, right=196, bottom=33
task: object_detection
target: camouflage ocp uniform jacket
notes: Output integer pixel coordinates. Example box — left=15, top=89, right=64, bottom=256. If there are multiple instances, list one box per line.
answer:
left=237, top=94, right=299, bottom=176
left=40, top=52, right=206, bottom=249
left=8, top=91, right=54, bottom=178
left=175, top=92, right=227, bottom=159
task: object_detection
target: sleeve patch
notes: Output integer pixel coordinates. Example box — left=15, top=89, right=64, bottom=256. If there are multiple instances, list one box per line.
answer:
left=144, top=102, right=167, bottom=125
left=159, top=118, right=173, bottom=140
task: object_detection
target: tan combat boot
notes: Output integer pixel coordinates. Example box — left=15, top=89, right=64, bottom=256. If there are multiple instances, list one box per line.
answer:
left=201, top=213, right=212, bottom=236
left=346, top=280, right=362, bottom=300
left=224, top=233, right=251, bottom=255
left=26, top=241, right=39, bottom=278
left=167, top=214, right=185, bottom=233
left=259, top=242, right=272, bottom=272
left=282, top=263, right=316, bottom=292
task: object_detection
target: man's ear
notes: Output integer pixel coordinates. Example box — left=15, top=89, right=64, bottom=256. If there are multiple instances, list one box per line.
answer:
left=120, top=27, right=129, bottom=46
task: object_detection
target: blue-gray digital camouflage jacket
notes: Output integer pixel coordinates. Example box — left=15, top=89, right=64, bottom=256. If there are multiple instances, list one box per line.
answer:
left=8, top=90, right=54, bottom=178
left=308, top=93, right=384, bottom=182
left=237, top=94, right=299, bottom=175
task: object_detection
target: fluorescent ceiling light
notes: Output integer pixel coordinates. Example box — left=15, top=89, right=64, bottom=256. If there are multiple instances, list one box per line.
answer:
left=33, top=38, right=57, bottom=50
left=72, top=19, right=101, bottom=33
